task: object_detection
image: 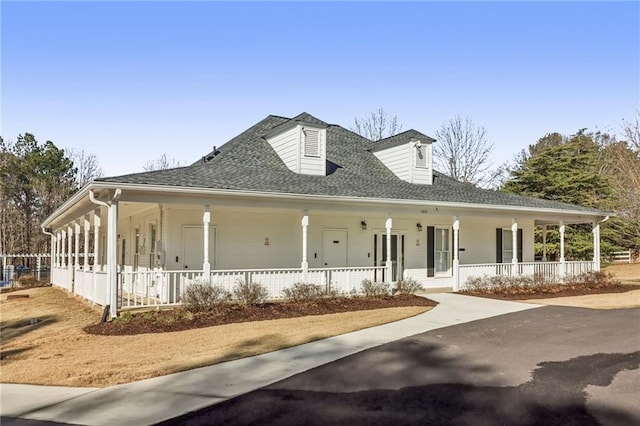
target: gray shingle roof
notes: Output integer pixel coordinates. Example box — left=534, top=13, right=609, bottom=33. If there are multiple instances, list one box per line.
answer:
left=97, top=113, right=604, bottom=214
left=371, top=129, right=436, bottom=152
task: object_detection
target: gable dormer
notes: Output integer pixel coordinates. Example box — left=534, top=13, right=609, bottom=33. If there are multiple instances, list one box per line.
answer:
left=372, top=130, right=435, bottom=185
left=265, top=113, right=327, bottom=176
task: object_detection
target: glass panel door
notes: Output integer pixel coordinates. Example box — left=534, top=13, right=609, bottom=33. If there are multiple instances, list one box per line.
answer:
left=435, top=228, right=450, bottom=275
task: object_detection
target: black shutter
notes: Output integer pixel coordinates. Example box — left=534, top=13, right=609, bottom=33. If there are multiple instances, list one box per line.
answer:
left=496, top=228, right=503, bottom=263
left=517, top=229, right=523, bottom=262
left=427, top=226, right=435, bottom=277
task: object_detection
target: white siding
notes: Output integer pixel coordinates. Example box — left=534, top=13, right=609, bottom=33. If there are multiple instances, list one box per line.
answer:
left=299, top=126, right=326, bottom=176
left=457, top=217, right=535, bottom=264
left=266, top=126, right=299, bottom=172
left=374, top=144, right=411, bottom=181
left=374, top=141, right=433, bottom=184
left=266, top=125, right=326, bottom=176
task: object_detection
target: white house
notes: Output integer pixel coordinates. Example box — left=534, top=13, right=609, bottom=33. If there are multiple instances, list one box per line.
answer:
left=42, top=113, right=611, bottom=318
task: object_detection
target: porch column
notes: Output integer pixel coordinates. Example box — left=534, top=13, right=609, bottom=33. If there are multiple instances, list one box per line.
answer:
left=202, top=205, right=211, bottom=276
left=55, top=231, right=61, bottom=268
left=453, top=216, right=460, bottom=291
left=385, top=215, right=393, bottom=282
left=559, top=221, right=566, bottom=279
left=74, top=222, right=81, bottom=270
left=107, top=199, right=119, bottom=318
left=542, top=225, right=547, bottom=261
left=67, top=226, right=73, bottom=270
left=93, top=209, right=101, bottom=302
left=592, top=222, right=600, bottom=271
left=61, top=230, right=67, bottom=267
left=301, top=210, right=309, bottom=281
left=511, top=219, right=518, bottom=267
left=83, top=215, right=90, bottom=270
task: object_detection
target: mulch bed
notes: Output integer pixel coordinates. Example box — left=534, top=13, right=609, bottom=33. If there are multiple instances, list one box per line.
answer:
left=84, top=294, right=438, bottom=336
left=460, top=284, right=640, bottom=301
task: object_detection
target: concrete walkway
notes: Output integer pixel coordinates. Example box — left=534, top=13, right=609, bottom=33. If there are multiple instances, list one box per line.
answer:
left=1, top=294, right=540, bottom=426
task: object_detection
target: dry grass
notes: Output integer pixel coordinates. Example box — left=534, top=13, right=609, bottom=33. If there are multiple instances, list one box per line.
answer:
left=524, top=289, right=640, bottom=310
left=604, top=263, right=640, bottom=285
left=0, top=287, right=431, bottom=388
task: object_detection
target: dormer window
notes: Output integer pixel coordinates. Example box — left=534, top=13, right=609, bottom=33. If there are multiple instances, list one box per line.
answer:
left=415, top=144, right=427, bottom=168
left=304, top=128, right=320, bottom=157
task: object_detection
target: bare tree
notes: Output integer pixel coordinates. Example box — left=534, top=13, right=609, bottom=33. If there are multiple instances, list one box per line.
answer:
left=143, top=154, right=183, bottom=171
left=352, top=108, right=403, bottom=141
left=621, top=110, right=640, bottom=154
left=433, top=115, right=495, bottom=187
left=67, top=147, right=103, bottom=187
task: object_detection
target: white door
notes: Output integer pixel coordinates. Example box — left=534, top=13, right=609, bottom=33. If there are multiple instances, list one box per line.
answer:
left=323, top=229, right=348, bottom=267
left=435, top=228, right=450, bottom=276
left=183, top=226, right=215, bottom=270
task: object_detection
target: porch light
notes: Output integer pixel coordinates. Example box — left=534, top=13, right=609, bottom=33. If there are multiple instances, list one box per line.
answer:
left=264, top=237, right=270, bottom=246
left=360, top=220, right=367, bottom=230
left=416, top=222, right=423, bottom=232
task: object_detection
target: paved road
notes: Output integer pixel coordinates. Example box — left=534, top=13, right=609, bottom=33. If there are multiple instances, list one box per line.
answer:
left=160, top=306, right=640, bottom=426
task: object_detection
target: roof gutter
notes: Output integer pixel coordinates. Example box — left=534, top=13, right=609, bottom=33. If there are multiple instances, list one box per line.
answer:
left=89, top=188, right=122, bottom=209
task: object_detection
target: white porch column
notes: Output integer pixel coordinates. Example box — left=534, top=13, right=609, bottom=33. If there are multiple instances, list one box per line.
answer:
left=55, top=231, right=61, bottom=268
left=93, top=209, right=101, bottom=302
left=385, top=215, right=393, bottom=282
left=61, top=230, right=67, bottom=267
left=593, top=222, right=600, bottom=271
left=202, top=205, right=211, bottom=276
left=74, top=222, right=81, bottom=270
left=559, top=221, right=566, bottom=279
left=83, top=215, right=90, bottom=271
left=301, top=210, right=309, bottom=281
left=542, top=225, right=548, bottom=262
left=511, top=218, right=518, bottom=268
left=67, top=226, right=73, bottom=270
left=107, top=199, right=119, bottom=318
left=453, top=216, right=460, bottom=291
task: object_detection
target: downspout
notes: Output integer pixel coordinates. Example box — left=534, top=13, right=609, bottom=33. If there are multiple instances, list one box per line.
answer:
left=42, top=227, right=55, bottom=283
left=89, top=189, right=122, bottom=319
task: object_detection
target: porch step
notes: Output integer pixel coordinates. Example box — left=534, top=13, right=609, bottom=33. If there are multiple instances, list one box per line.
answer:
left=418, top=286, right=454, bottom=294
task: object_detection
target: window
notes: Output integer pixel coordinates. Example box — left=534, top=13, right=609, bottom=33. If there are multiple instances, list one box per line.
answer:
left=502, top=229, right=513, bottom=262
left=415, top=145, right=427, bottom=168
left=496, top=228, right=523, bottom=263
left=304, top=129, right=320, bottom=157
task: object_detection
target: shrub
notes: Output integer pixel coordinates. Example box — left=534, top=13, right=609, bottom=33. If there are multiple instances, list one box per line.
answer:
left=360, top=279, right=390, bottom=298
left=566, top=271, right=620, bottom=287
left=17, top=274, right=39, bottom=288
left=282, top=282, right=338, bottom=301
left=114, top=311, right=134, bottom=324
left=182, top=280, right=232, bottom=312
left=394, top=278, right=424, bottom=295
left=233, top=279, right=269, bottom=305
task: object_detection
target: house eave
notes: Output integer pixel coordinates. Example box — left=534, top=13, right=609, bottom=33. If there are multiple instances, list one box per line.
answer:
left=42, top=181, right=613, bottom=229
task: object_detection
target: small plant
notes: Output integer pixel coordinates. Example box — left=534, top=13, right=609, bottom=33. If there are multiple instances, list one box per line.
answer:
left=182, top=280, right=232, bottom=313
left=282, top=282, right=337, bottom=301
left=360, top=279, right=390, bottom=298
left=141, top=311, right=156, bottom=320
left=114, top=311, right=134, bottom=324
left=394, top=278, right=424, bottom=295
left=233, top=279, right=269, bottom=306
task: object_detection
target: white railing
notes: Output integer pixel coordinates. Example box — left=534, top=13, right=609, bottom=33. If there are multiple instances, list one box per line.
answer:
left=458, top=261, right=596, bottom=290
left=94, top=271, right=108, bottom=305
left=308, top=266, right=388, bottom=295
left=52, top=267, right=73, bottom=291
left=116, top=266, right=388, bottom=310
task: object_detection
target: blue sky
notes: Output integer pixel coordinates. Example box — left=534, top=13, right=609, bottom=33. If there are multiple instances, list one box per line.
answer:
left=2, top=1, right=638, bottom=177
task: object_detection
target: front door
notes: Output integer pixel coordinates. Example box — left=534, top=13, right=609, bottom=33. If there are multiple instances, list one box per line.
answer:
left=374, top=233, right=405, bottom=281
left=323, top=229, right=348, bottom=267
left=183, top=226, right=215, bottom=270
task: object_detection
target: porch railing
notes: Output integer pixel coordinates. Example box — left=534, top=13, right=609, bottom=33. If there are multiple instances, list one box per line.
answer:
left=117, top=266, right=387, bottom=310
left=458, top=261, right=595, bottom=290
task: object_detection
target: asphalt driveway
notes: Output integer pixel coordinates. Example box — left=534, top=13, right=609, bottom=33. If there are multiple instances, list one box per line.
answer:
left=160, top=306, right=640, bottom=426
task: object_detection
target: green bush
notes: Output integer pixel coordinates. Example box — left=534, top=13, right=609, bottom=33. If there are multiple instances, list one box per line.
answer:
left=394, top=278, right=424, bottom=295
left=233, top=280, right=269, bottom=305
left=282, top=282, right=338, bottom=301
left=182, top=280, right=232, bottom=312
left=360, top=279, right=390, bottom=297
